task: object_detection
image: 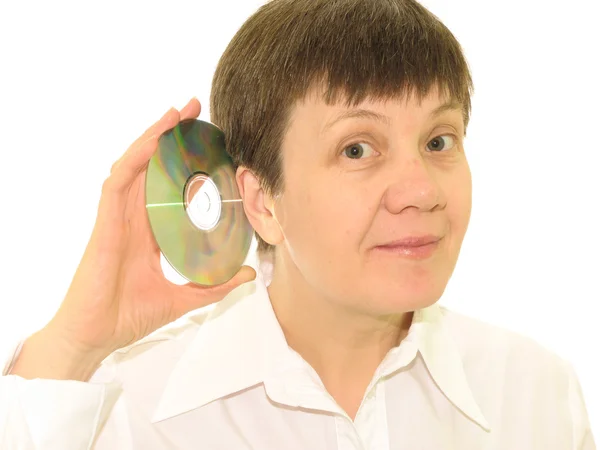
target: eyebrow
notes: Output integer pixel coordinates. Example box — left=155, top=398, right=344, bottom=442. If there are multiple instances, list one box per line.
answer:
left=320, top=99, right=463, bottom=135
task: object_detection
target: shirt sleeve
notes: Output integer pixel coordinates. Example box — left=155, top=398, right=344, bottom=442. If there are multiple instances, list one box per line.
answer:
left=0, top=339, right=125, bottom=450
left=564, top=361, right=596, bottom=450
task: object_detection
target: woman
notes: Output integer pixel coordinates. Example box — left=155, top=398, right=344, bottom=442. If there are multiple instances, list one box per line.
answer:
left=1, top=0, right=595, bottom=448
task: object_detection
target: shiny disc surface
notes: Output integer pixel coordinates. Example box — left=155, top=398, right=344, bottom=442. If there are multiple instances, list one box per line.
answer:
left=145, top=119, right=253, bottom=286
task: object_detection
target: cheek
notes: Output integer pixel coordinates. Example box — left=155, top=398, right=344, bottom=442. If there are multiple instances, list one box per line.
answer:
left=447, top=166, right=472, bottom=237
left=281, top=177, right=373, bottom=251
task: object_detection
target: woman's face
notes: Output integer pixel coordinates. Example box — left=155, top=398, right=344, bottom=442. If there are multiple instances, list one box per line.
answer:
left=251, top=85, right=472, bottom=314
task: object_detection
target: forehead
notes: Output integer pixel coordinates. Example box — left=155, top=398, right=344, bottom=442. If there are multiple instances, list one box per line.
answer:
left=288, top=83, right=462, bottom=134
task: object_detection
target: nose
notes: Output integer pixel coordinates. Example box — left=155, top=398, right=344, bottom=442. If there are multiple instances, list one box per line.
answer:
left=381, top=155, right=445, bottom=214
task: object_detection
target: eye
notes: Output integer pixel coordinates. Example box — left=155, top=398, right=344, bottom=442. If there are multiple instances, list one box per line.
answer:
left=343, top=142, right=376, bottom=159
left=427, top=134, right=456, bottom=152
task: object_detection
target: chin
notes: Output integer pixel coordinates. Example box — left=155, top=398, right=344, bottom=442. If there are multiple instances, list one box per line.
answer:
left=359, top=278, right=448, bottom=315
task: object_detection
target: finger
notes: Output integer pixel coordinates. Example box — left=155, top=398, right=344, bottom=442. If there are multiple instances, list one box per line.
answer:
left=179, top=97, right=201, bottom=121
left=200, top=265, right=258, bottom=292
left=110, top=133, right=154, bottom=176
left=223, top=265, right=258, bottom=287
left=104, top=107, right=180, bottom=194
left=111, top=106, right=179, bottom=174
left=172, top=265, right=258, bottom=316
left=127, top=105, right=181, bottom=157
left=110, top=98, right=199, bottom=177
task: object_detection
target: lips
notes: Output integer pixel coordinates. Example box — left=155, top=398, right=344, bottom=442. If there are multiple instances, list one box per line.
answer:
left=374, top=235, right=442, bottom=259
left=378, top=235, right=441, bottom=248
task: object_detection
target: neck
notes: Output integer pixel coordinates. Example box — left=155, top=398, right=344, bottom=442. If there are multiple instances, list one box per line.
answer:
left=264, top=252, right=413, bottom=418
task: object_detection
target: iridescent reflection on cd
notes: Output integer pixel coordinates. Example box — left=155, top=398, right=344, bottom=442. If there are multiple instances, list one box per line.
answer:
left=146, top=119, right=253, bottom=286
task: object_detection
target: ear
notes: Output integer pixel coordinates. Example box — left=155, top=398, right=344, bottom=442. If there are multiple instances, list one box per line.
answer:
left=236, top=166, right=284, bottom=247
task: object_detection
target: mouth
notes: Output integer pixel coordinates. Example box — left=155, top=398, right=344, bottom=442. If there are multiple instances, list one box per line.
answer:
left=373, top=236, right=443, bottom=260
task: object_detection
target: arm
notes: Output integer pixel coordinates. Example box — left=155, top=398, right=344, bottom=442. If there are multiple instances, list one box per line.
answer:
left=565, top=361, right=596, bottom=450
left=0, top=336, right=125, bottom=450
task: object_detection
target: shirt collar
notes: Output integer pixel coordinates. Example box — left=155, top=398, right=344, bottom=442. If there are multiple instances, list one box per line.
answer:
left=412, top=304, right=491, bottom=431
left=152, top=259, right=490, bottom=431
left=151, top=264, right=289, bottom=423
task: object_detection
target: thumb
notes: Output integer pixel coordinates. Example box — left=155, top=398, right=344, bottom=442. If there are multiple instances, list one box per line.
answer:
left=173, top=265, right=258, bottom=315
left=213, top=265, right=257, bottom=293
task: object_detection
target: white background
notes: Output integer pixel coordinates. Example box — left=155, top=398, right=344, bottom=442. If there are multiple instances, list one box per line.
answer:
left=0, top=0, right=598, bottom=439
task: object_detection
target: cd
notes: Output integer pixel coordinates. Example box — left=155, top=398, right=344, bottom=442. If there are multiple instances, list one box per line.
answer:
left=145, top=119, right=253, bottom=286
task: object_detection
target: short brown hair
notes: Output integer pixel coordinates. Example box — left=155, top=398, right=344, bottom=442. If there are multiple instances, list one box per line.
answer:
left=210, top=0, right=474, bottom=256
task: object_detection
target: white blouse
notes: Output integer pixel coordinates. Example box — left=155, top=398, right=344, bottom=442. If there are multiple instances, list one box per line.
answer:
left=0, top=265, right=595, bottom=449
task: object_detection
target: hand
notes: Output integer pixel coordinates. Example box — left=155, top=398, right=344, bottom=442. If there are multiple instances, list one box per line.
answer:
left=42, top=98, right=256, bottom=363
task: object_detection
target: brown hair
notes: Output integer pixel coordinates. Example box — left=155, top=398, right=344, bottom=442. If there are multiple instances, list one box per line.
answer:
left=210, top=0, right=474, bottom=256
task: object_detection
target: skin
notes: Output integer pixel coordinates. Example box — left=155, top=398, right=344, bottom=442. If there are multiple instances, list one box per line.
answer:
left=11, top=100, right=257, bottom=383
left=237, top=83, right=472, bottom=419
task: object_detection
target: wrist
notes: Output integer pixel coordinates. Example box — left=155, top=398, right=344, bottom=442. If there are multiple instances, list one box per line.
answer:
left=9, top=328, right=110, bottom=382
